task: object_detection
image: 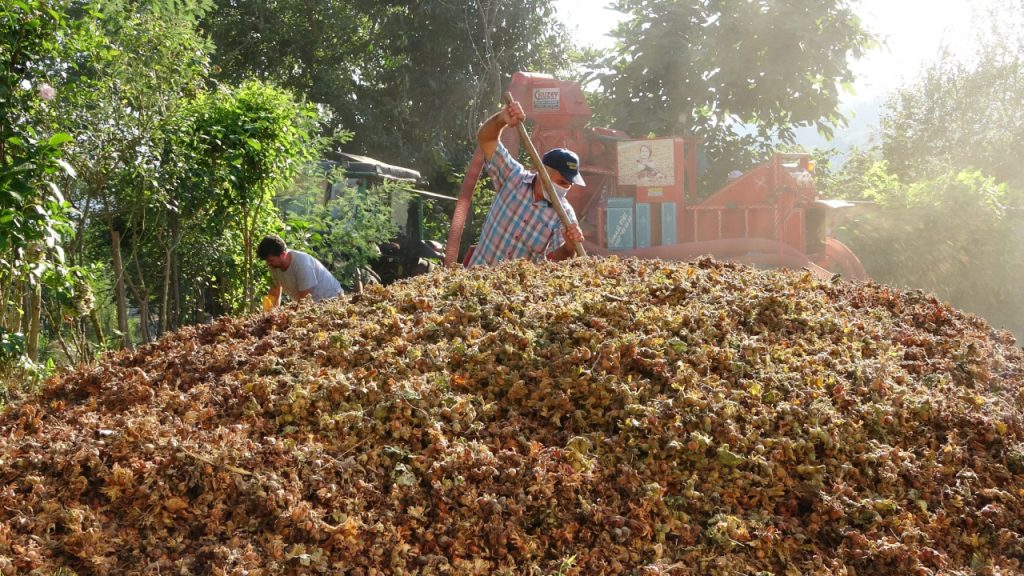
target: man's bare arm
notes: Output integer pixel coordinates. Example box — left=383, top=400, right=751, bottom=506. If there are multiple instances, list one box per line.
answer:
left=477, top=100, right=525, bottom=161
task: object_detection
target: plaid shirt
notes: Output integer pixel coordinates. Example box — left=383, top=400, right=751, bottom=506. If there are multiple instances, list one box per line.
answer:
left=469, top=142, right=578, bottom=267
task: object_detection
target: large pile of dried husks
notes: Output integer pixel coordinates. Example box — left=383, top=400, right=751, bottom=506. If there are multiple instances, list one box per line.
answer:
left=1, top=257, right=1022, bottom=575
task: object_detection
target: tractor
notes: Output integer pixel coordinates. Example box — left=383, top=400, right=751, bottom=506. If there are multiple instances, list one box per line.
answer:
left=444, top=72, right=868, bottom=280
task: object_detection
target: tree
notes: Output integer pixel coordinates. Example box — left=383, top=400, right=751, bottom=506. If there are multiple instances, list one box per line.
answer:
left=817, top=146, right=1024, bottom=339
left=201, top=0, right=573, bottom=183
left=54, top=1, right=213, bottom=348
left=351, top=0, right=573, bottom=176
left=881, top=4, right=1024, bottom=188
left=597, top=0, right=873, bottom=185
left=169, top=82, right=322, bottom=313
left=0, top=0, right=87, bottom=387
left=837, top=168, right=1022, bottom=336
left=844, top=2, right=1024, bottom=339
left=814, top=146, right=903, bottom=203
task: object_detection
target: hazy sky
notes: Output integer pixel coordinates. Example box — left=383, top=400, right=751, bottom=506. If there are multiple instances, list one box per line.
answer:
left=552, top=0, right=989, bottom=149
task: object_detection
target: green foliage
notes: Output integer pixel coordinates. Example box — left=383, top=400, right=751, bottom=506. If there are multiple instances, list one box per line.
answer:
left=284, top=178, right=405, bottom=288
left=815, top=147, right=902, bottom=203
left=597, top=0, right=874, bottom=185
left=0, top=331, right=25, bottom=368
left=602, top=0, right=872, bottom=139
left=827, top=158, right=1023, bottom=337
left=881, top=7, right=1024, bottom=188
left=201, top=0, right=573, bottom=184
left=59, top=1, right=212, bottom=189
left=0, top=133, right=76, bottom=278
left=419, top=197, right=455, bottom=247
left=169, top=81, right=323, bottom=312
left=41, top=0, right=218, bottom=349
left=32, top=263, right=109, bottom=367
left=355, top=1, right=573, bottom=172
left=842, top=4, right=1024, bottom=339
left=0, top=0, right=86, bottom=385
left=2, top=0, right=326, bottom=369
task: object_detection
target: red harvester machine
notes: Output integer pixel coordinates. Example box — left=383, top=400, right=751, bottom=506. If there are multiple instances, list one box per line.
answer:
left=444, top=72, right=868, bottom=279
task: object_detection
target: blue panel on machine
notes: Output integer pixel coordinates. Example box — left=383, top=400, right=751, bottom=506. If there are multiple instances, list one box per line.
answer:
left=606, top=197, right=635, bottom=250
left=635, top=203, right=651, bottom=248
left=661, top=202, right=677, bottom=245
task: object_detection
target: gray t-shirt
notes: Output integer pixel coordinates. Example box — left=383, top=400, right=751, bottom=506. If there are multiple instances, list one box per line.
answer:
left=270, top=250, right=343, bottom=302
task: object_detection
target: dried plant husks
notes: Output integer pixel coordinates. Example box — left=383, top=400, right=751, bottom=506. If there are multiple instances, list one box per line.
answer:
left=1, top=256, right=1022, bottom=575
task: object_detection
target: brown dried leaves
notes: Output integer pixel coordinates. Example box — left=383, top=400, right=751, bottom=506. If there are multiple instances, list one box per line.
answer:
left=0, top=256, right=1022, bottom=574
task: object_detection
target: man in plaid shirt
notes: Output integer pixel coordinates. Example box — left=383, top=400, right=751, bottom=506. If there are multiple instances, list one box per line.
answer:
left=468, top=97, right=585, bottom=267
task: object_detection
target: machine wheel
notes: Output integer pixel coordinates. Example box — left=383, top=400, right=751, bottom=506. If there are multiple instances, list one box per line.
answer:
left=820, top=238, right=869, bottom=280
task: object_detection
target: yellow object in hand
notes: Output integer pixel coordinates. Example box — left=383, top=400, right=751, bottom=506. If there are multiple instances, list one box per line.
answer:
left=261, top=295, right=274, bottom=312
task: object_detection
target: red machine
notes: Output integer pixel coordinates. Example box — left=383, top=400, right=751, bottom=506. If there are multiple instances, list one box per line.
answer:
left=444, top=72, right=867, bottom=279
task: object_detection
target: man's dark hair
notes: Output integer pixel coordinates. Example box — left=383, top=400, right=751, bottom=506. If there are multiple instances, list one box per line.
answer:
left=257, top=235, right=287, bottom=259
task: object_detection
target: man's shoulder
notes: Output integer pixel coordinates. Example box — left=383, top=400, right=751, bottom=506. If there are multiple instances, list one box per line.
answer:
left=490, top=141, right=523, bottom=169
left=488, top=141, right=530, bottom=188
left=292, top=251, right=334, bottom=277
left=289, top=250, right=316, bottom=265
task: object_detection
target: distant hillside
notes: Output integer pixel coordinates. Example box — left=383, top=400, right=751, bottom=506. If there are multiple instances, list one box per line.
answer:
left=795, top=96, right=884, bottom=164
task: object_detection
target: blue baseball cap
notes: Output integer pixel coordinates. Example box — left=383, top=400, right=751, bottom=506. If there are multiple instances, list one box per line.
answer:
left=542, top=148, right=586, bottom=186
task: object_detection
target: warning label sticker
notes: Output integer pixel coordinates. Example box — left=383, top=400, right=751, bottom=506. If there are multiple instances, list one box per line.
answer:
left=533, top=88, right=560, bottom=111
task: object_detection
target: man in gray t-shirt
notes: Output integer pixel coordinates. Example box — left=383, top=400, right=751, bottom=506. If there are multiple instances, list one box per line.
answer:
left=257, top=235, right=343, bottom=307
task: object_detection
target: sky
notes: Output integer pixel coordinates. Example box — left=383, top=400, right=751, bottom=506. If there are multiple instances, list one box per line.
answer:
left=552, top=0, right=989, bottom=151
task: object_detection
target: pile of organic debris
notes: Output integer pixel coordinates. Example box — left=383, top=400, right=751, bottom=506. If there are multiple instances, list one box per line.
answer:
left=0, top=257, right=1022, bottom=575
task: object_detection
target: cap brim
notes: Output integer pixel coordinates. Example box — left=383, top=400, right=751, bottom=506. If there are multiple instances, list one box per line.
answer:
left=572, top=173, right=586, bottom=186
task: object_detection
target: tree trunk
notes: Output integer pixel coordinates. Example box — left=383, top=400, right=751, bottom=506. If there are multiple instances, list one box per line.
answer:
left=89, top=308, right=104, bottom=346
left=160, top=209, right=175, bottom=335
left=26, top=282, right=41, bottom=362
left=123, top=232, right=152, bottom=343
left=242, top=208, right=254, bottom=312
left=160, top=249, right=172, bottom=337
left=171, top=247, right=180, bottom=330
left=20, top=283, right=31, bottom=335
left=167, top=210, right=181, bottom=332
left=111, top=230, right=133, bottom=350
